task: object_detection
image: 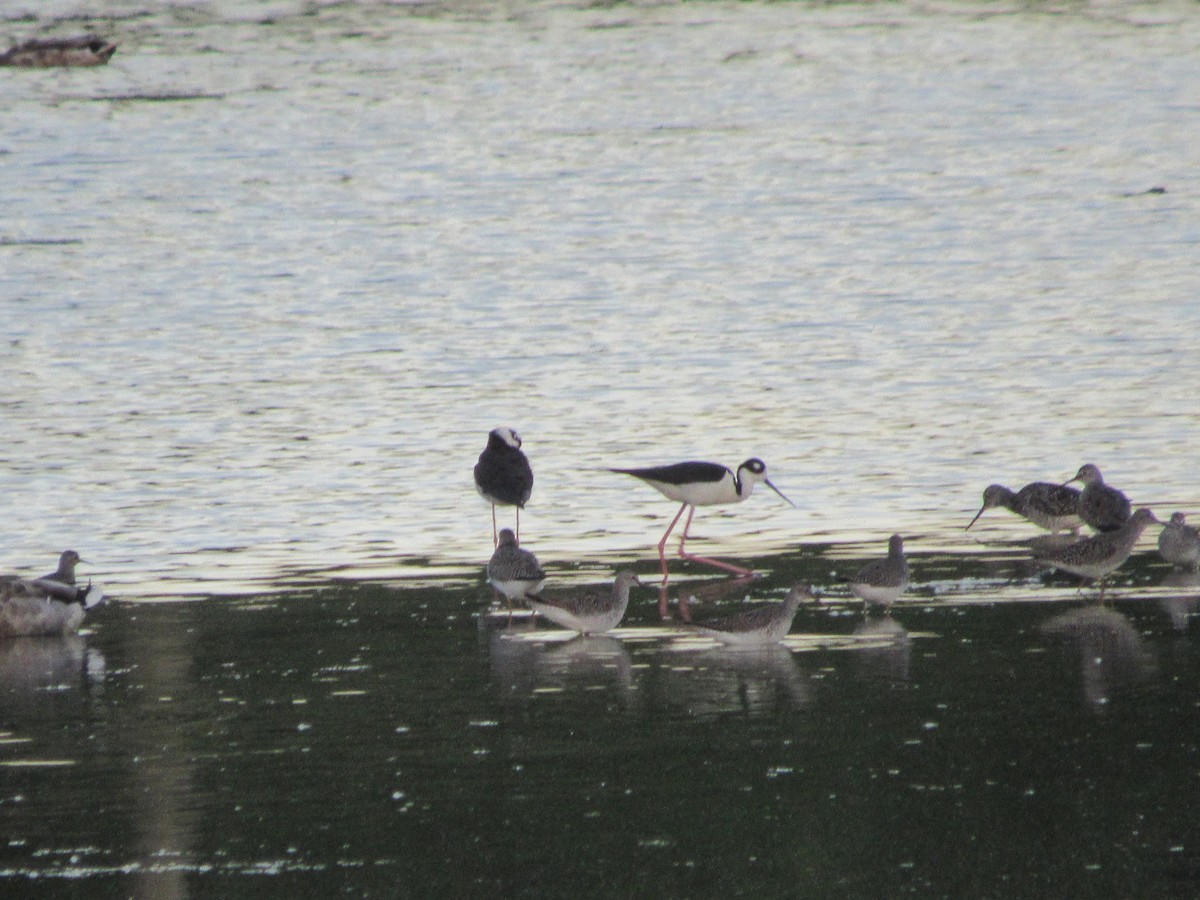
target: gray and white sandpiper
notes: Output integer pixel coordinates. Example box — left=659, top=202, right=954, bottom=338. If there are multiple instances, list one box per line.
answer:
left=609, top=458, right=796, bottom=584
left=848, top=534, right=910, bottom=610
left=1034, top=507, right=1160, bottom=597
left=692, top=583, right=814, bottom=647
left=486, top=528, right=546, bottom=610
left=967, top=482, right=1082, bottom=534
left=474, top=427, right=534, bottom=547
left=526, top=571, right=645, bottom=636
left=1158, top=512, right=1200, bottom=570
left=1064, top=464, right=1132, bottom=533
left=1, top=551, right=104, bottom=637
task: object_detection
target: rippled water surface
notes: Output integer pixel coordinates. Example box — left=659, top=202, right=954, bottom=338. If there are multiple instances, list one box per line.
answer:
left=2, top=0, right=1200, bottom=895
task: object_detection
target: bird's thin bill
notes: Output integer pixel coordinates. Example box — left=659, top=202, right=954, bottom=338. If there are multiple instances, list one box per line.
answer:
left=765, top=478, right=798, bottom=508
left=965, top=507, right=986, bottom=530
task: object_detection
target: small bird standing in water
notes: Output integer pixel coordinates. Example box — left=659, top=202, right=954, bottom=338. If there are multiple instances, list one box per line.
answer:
left=486, top=529, right=546, bottom=611
left=848, top=534, right=910, bottom=611
left=474, top=427, right=533, bottom=547
left=1034, top=507, right=1160, bottom=599
left=1064, top=464, right=1132, bottom=533
left=692, top=583, right=814, bottom=647
left=526, top=571, right=644, bottom=636
left=966, top=482, right=1082, bottom=534
left=1158, top=512, right=1200, bottom=570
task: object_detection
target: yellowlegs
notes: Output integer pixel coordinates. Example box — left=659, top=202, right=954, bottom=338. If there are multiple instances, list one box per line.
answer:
left=1064, top=464, right=1131, bottom=533
left=848, top=534, right=910, bottom=610
left=966, top=482, right=1082, bottom=534
left=1158, top=513, right=1200, bottom=570
left=474, top=427, right=533, bottom=547
left=486, top=528, right=546, bottom=610
left=609, top=458, right=795, bottom=582
left=692, top=584, right=814, bottom=647
left=0, top=36, right=117, bottom=67
left=1034, top=507, right=1160, bottom=597
left=526, top=571, right=644, bottom=636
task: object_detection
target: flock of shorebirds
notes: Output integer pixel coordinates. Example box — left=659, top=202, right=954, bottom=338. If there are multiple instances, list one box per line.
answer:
left=1, top=427, right=1195, bottom=642
left=476, top=428, right=1200, bottom=646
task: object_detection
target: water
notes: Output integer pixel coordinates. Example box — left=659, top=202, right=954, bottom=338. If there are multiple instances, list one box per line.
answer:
left=2, top=0, right=1199, bottom=895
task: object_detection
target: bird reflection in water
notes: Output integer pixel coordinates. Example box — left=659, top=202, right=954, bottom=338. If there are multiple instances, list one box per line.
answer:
left=1039, top=606, right=1156, bottom=710
left=1156, top=568, right=1200, bottom=632
left=848, top=614, right=913, bottom=683
left=484, top=622, right=634, bottom=708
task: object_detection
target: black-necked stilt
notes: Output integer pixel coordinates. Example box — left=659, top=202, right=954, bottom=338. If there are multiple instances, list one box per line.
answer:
left=609, top=458, right=795, bottom=584
left=966, top=482, right=1082, bottom=534
left=848, top=534, right=910, bottom=610
left=474, top=427, right=533, bottom=546
left=526, top=571, right=645, bottom=636
left=1034, top=507, right=1159, bottom=599
left=1064, top=464, right=1132, bottom=533
left=0, top=36, right=117, bottom=67
left=691, top=583, right=814, bottom=647
left=1159, top=512, right=1200, bottom=570
left=486, top=528, right=546, bottom=610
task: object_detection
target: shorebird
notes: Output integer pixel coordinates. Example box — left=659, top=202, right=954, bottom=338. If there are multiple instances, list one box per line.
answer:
left=1034, top=507, right=1160, bottom=598
left=966, top=482, right=1082, bottom=534
left=486, top=528, right=546, bottom=610
left=0, top=36, right=117, bottom=67
left=691, top=583, right=814, bottom=647
left=526, top=571, right=644, bottom=636
left=39, top=550, right=84, bottom=586
left=1064, top=464, right=1131, bottom=533
left=474, top=427, right=533, bottom=547
left=609, top=458, right=795, bottom=582
left=848, top=534, right=910, bottom=610
left=0, top=552, right=104, bottom=637
left=1158, top=513, right=1200, bottom=570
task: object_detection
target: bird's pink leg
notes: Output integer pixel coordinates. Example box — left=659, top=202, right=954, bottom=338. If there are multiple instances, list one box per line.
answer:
left=492, top=504, right=499, bottom=548
left=657, top=503, right=690, bottom=584
left=677, top=506, right=756, bottom=577
left=516, top=507, right=521, bottom=545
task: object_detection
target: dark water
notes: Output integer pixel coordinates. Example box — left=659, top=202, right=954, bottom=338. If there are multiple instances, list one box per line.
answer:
left=3, top=547, right=1199, bottom=897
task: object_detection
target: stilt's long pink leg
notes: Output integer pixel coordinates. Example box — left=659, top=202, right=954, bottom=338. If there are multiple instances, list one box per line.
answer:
left=491, top=504, right=499, bottom=548
left=657, top=503, right=690, bottom=584
left=515, top=507, right=521, bottom=546
left=677, top=506, right=756, bottom=577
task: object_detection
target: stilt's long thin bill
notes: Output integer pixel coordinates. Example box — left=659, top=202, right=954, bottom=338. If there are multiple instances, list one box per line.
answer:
left=765, top=478, right=797, bottom=508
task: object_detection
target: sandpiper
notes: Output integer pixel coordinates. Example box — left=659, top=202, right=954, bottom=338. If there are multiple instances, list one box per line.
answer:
left=609, top=458, right=795, bottom=582
left=474, top=427, right=533, bottom=547
left=691, top=583, right=814, bottom=647
left=0, top=36, right=117, bottom=67
left=1064, top=464, right=1131, bottom=533
left=967, top=482, right=1082, bottom=534
left=526, top=571, right=644, bottom=636
left=1034, top=507, right=1160, bottom=597
left=486, top=528, right=546, bottom=610
left=1158, top=512, right=1200, bottom=570
left=0, top=552, right=105, bottom=637
left=848, top=534, right=910, bottom=610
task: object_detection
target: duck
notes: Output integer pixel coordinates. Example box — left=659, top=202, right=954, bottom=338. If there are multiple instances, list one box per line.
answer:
left=0, top=551, right=105, bottom=637
left=0, top=36, right=117, bottom=68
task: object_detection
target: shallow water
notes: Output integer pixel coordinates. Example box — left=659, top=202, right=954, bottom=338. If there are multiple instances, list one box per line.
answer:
left=2, top=0, right=1200, bottom=894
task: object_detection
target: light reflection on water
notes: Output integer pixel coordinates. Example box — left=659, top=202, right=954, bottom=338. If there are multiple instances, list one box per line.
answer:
left=2, top=1, right=1199, bottom=598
